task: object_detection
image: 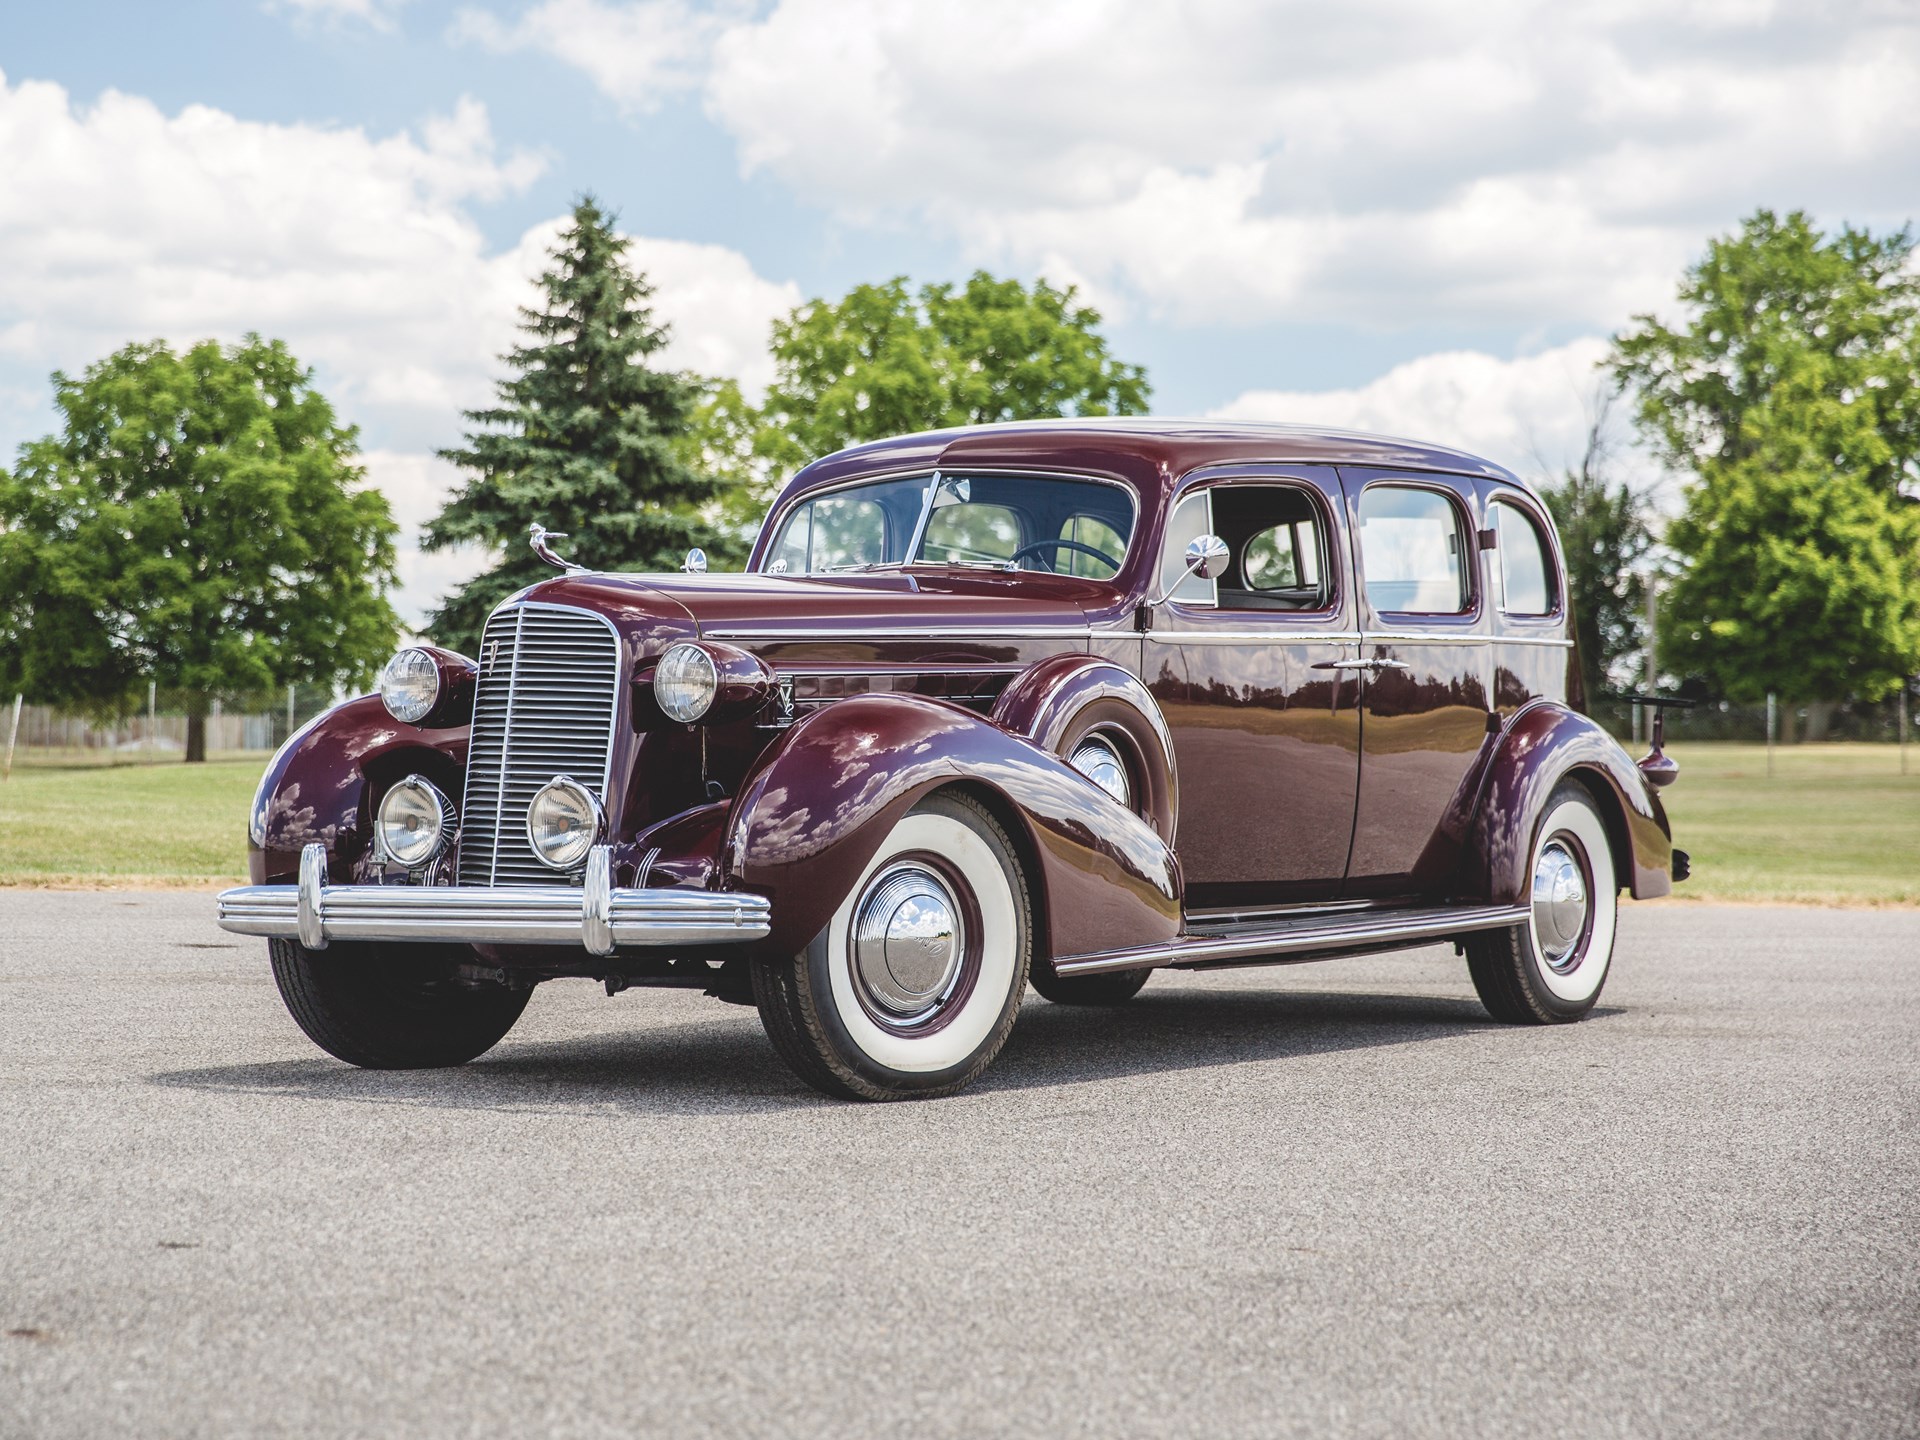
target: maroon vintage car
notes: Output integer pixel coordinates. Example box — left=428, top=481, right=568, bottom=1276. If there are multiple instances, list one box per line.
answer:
left=218, top=420, right=1685, bottom=1100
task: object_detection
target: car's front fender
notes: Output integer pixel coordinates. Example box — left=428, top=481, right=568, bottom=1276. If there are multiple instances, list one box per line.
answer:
left=724, top=693, right=1182, bottom=961
left=247, top=695, right=469, bottom=886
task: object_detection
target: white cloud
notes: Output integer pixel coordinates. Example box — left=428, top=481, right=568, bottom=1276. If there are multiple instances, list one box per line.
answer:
left=0, top=72, right=799, bottom=624
left=685, top=0, right=1920, bottom=330
left=1208, top=338, right=1654, bottom=490
left=361, top=450, right=492, bottom=630
left=452, top=0, right=734, bottom=111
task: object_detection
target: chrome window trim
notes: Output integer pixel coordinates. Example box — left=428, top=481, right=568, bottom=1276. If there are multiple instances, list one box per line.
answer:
left=755, top=465, right=1142, bottom=577
left=1159, top=471, right=1346, bottom=619
left=1355, top=476, right=1482, bottom=620
left=1144, top=629, right=1571, bottom=648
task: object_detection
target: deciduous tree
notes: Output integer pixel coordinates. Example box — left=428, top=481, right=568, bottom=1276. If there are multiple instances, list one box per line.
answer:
left=0, top=337, right=399, bottom=760
left=752, top=272, right=1151, bottom=473
left=1611, top=210, right=1920, bottom=727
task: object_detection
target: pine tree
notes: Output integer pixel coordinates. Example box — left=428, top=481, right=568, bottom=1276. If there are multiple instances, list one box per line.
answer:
left=423, top=196, right=724, bottom=651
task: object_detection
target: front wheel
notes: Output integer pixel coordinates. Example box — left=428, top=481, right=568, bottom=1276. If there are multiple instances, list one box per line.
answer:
left=269, top=939, right=531, bottom=1068
left=1465, top=782, right=1619, bottom=1024
left=752, top=790, right=1032, bottom=1100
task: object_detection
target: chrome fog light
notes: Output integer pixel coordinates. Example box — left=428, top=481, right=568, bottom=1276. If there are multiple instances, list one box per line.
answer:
left=378, top=648, right=440, bottom=723
left=526, top=776, right=603, bottom=871
left=655, top=643, right=718, bottom=723
left=377, top=775, right=454, bottom=867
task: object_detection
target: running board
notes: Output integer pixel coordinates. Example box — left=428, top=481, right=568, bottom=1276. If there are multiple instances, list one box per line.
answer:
left=1051, top=903, right=1529, bottom=977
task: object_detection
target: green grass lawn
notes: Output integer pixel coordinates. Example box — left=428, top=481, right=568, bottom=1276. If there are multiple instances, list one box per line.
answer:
left=0, top=741, right=1914, bottom=903
left=1657, top=742, right=1919, bottom=907
left=0, top=753, right=262, bottom=886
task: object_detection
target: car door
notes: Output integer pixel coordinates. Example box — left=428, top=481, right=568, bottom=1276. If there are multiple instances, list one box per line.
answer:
left=1340, top=469, right=1497, bottom=900
left=1143, top=467, right=1363, bottom=912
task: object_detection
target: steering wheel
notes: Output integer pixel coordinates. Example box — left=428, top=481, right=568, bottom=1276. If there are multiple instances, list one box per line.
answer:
left=1008, top=537, right=1122, bottom=574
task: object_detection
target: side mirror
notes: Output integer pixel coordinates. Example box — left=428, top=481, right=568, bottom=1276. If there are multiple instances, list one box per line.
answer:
left=1185, top=533, right=1229, bottom=581
left=1146, top=533, right=1229, bottom=609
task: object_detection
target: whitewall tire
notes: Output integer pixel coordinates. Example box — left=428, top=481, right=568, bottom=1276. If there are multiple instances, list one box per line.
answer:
left=752, top=790, right=1032, bottom=1100
left=1466, top=782, right=1619, bottom=1024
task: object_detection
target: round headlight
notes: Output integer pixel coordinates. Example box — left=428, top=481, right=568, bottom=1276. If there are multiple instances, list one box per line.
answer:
left=377, top=775, right=454, bottom=868
left=379, top=648, right=440, bottom=724
left=526, top=776, right=603, bottom=871
left=655, top=643, right=718, bottom=724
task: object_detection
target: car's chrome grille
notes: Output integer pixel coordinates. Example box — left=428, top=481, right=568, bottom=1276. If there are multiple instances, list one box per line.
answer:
left=457, top=603, right=621, bottom=887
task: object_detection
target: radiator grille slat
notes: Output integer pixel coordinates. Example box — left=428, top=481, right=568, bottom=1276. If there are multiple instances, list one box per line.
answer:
left=457, top=603, right=621, bottom=887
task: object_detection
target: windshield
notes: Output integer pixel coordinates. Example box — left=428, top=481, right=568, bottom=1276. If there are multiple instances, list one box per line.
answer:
left=763, top=472, right=1136, bottom=579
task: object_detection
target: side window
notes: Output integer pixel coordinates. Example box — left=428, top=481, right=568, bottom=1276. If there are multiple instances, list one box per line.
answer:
left=1358, top=485, right=1469, bottom=614
left=1240, top=517, right=1322, bottom=596
left=1491, top=501, right=1555, bottom=616
left=923, top=503, right=1022, bottom=564
left=770, top=495, right=887, bottom=572
left=1159, top=491, right=1216, bottom=605
left=1056, top=514, right=1126, bottom=578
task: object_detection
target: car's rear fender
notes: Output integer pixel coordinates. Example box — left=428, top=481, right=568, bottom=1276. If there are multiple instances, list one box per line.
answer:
left=723, top=692, right=1182, bottom=961
left=1460, top=702, right=1673, bottom=904
left=989, top=654, right=1179, bottom=844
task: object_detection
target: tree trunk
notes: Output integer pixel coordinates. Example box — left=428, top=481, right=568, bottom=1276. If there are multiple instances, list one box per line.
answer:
left=185, top=711, right=206, bottom=764
left=1803, top=700, right=1836, bottom=742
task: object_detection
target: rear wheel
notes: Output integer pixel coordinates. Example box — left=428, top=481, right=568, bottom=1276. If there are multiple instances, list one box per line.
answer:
left=1466, top=782, right=1619, bottom=1024
left=269, top=939, right=530, bottom=1068
left=752, top=791, right=1032, bottom=1100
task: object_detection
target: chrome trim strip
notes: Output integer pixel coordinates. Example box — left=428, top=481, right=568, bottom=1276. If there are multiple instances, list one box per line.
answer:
left=1147, top=629, right=1361, bottom=644
left=770, top=665, right=1026, bottom=677
left=1052, top=903, right=1530, bottom=976
left=218, top=847, right=771, bottom=950
left=704, top=625, right=1097, bottom=642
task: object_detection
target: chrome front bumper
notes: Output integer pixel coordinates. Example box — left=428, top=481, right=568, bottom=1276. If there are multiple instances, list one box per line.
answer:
left=216, top=843, right=771, bottom=957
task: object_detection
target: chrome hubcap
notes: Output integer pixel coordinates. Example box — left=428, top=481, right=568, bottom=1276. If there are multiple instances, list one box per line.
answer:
left=1531, top=837, right=1590, bottom=971
left=852, top=863, right=964, bottom=1017
left=1068, top=735, right=1131, bottom=807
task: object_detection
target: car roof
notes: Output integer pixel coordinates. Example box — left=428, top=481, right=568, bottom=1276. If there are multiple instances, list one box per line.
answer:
left=782, top=417, right=1534, bottom=505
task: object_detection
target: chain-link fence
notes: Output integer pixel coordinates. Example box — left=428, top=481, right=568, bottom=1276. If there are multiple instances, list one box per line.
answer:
left=3, top=685, right=343, bottom=766
left=1587, top=690, right=1916, bottom=746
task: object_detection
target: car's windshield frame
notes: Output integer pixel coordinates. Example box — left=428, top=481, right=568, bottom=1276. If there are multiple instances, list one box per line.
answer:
left=758, top=468, right=1141, bottom=579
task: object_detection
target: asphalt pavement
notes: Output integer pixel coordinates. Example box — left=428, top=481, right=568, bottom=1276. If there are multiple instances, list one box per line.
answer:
left=2, top=892, right=1915, bottom=1439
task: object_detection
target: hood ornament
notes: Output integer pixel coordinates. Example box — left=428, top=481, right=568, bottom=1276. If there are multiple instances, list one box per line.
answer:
left=530, top=523, right=587, bottom=575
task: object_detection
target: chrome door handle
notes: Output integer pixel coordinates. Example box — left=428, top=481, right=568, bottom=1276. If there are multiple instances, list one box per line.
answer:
left=1310, top=657, right=1411, bottom=673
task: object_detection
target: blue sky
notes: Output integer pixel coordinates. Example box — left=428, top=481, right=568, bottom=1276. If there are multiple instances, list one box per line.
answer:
left=3, top=0, right=1917, bottom=622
